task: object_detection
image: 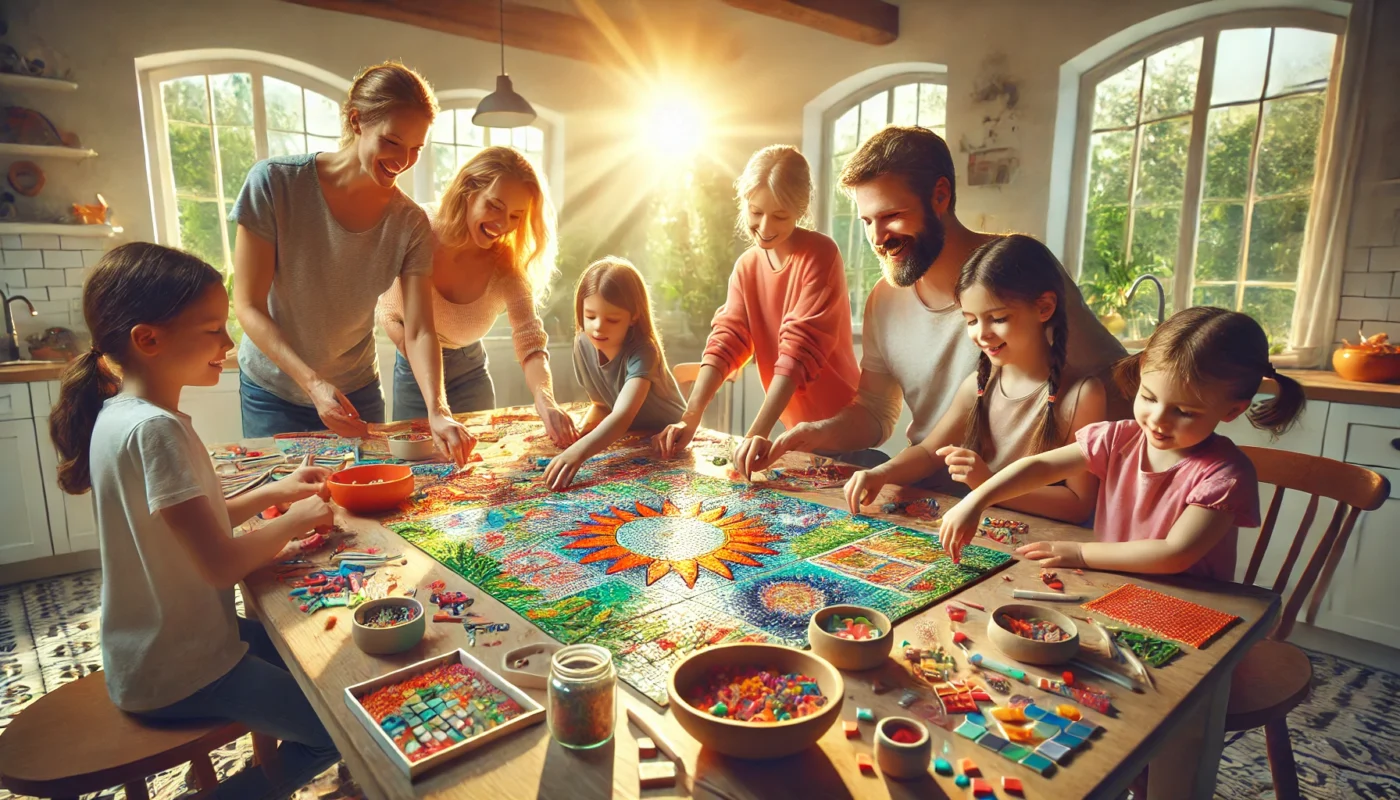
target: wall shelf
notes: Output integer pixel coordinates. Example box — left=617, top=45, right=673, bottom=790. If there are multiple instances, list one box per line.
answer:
left=0, top=143, right=96, bottom=160
left=0, top=222, right=112, bottom=238
left=0, top=73, right=78, bottom=92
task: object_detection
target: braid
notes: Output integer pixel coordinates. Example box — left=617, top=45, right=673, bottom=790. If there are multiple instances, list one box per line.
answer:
left=1034, top=310, right=1070, bottom=454
left=961, top=354, right=994, bottom=455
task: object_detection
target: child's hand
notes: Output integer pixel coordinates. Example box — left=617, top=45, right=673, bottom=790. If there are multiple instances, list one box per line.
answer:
left=536, top=397, right=580, bottom=448
left=544, top=445, right=588, bottom=491
left=734, top=435, right=774, bottom=479
left=938, top=499, right=983, bottom=563
left=654, top=421, right=696, bottom=459
left=936, top=446, right=993, bottom=489
left=1014, top=540, right=1086, bottom=569
left=844, top=469, right=886, bottom=514
left=429, top=414, right=477, bottom=466
left=285, top=494, right=334, bottom=534
left=276, top=464, right=331, bottom=504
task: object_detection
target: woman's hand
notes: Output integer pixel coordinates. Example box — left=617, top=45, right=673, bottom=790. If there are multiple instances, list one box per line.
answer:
left=1014, top=540, right=1086, bottom=569
left=308, top=378, right=369, bottom=438
left=843, top=469, right=886, bottom=514
left=937, top=445, right=993, bottom=490
left=654, top=420, right=697, bottom=459
left=429, top=414, right=476, bottom=465
left=734, top=435, right=775, bottom=480
left=274, top=464, right=331, bottom=505
left=938, top=499, right=984, bottom=564
left=543, top=444, right=588, bottom=491
left=535, top=396, right=580, bottom=448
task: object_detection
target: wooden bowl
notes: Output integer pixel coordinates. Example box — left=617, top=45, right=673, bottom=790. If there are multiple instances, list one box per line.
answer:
left=667, top=643, right=844, bottom=760
left=351, top=597, right=425, bottom=655
left=807, top=604, right=893, bottom=671
left=1332, top=347, right=1400, bottom=383
left=874, top=717, right=932, bottom=779
left=388, top=432, right=436, bottom=461
left=327, top=464, right=414, bottom=514
left=987, top=603, right=1080, bottom=665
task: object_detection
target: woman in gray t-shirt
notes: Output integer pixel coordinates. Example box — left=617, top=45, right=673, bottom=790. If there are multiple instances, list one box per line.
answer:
left=230, top=62, right=470, bottom=462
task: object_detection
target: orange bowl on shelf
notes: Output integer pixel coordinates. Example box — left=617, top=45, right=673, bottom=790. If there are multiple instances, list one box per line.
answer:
left=326, top=464, right=414, bottom=514
left=1332, top=347, right=1400, bottom=384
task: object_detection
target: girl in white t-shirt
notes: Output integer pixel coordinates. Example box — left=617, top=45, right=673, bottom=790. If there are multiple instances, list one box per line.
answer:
left=51, top=242, right=340, bottom=798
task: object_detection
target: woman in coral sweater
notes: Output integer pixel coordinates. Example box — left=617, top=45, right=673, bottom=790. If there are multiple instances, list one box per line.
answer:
left=655, top=145, right=860, bottom=476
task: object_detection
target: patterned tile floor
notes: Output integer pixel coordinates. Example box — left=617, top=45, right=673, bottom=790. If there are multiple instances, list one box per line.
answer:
left=2, top=570, right=1397, bottom=799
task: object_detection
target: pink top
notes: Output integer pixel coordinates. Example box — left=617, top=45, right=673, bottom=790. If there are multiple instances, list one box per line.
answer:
left=376, top=267, right=547, bottom=365
left=1076, top=419, right=1260, bottom=581
left=700, top=228, right=860, bottom=429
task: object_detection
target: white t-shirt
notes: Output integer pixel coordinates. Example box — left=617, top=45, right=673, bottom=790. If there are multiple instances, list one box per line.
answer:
left=91, top=395, right=246, bottom=712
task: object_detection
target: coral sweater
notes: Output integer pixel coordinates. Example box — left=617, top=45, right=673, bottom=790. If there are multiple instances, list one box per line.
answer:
left=701, top=228, right=860, bottom=429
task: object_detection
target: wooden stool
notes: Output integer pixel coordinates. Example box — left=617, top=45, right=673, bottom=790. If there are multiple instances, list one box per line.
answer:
left=0, top=671, right=279, bottom=799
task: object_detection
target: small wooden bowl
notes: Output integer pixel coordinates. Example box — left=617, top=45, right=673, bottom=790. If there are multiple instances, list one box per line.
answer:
left=1332, top=347, right=1400, bottom=383
left=807, top=604, right=893, bottom=671
left=351, top=597, right=425, bottom=655
left=987, top=603, right=1080, bottom=665
left=388, top=432, right=436, bottom=461
left=328, top=464, right=414, bottom=514
left=668, top=643, right=844, bottom=760
left=874, top=717, right=932, bottom=779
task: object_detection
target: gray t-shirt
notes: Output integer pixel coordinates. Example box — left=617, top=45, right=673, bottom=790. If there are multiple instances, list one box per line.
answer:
left=572, top=333, right=686, bottom=431
left=92, top=395, right=246, bottom=711
left=230, top=154, right=434, bottom=405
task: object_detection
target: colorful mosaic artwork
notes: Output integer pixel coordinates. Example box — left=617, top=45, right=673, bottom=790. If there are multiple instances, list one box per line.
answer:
left=1083, top=584, right=1239, bottom=649
left=392, top=468, right=1013, bottom=704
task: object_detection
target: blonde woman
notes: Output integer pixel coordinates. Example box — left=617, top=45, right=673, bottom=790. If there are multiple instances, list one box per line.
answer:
left=655, top=145, right=860, bottom=476
left=376, top=147, right=578, bottom=446
left=232, top=62, right=472, bottom=463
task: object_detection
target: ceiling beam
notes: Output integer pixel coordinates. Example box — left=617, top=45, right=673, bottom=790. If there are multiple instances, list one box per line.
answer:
left=720, top=0, right=898, bottom=45
left=280, top=0, right=612, bottom=63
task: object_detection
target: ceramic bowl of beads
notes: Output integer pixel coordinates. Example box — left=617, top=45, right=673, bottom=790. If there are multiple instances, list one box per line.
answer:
left=352, top=597, right=425, bottom=655
left=387, top=432, right=436, bottom=461
left=328, top=464, right=415, bottom=514
left=987, top=603, right=1080, bottom=665
left=668, top=643, right=844, bottom=760
left=807, top=604, right=893, bottom=671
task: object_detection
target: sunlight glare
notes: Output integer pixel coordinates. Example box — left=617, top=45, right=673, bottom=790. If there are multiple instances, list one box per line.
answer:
left=640, top=92, right=706, bottom=164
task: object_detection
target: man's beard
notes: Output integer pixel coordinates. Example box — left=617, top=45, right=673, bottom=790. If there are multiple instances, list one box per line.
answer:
left=877, top=209, right=945, bottom=287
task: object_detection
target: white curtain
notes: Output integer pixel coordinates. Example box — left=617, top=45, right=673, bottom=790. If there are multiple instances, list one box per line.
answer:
left=1287, top=0, right=1373, bottom=367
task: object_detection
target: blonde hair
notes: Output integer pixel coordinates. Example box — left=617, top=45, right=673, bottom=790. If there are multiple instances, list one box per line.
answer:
left=341, top=62, right=438, bottom=146
left=734, top=145, right=813, bottom=237
left=574, top=257, right=670, bottom=376
left=1114, top=306, right=1306, bottom=437
left=436, top=147, right=557, bottom=307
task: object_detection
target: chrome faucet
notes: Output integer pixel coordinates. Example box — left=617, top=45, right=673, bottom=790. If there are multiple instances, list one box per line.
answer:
left=1125, top=275, right=1166, bottom=329
left=2, top=291, right=37, bottom=362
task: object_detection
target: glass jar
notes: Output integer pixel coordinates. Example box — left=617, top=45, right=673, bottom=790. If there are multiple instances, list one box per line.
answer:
left=547, top=644, right=616, bottom=749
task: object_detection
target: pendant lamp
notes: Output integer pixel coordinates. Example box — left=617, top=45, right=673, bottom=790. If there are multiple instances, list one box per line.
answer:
left=473, top=0, right=537, bottom=128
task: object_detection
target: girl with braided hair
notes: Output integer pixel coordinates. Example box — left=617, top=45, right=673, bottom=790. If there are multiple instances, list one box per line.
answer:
left=843, top=234, right=1106, bottom=523
left=941, top=306, right=1304, bottom=578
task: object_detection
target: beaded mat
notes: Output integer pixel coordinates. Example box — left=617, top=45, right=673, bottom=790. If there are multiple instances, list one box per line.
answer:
left=1082, top=583, right=1239, bottom=649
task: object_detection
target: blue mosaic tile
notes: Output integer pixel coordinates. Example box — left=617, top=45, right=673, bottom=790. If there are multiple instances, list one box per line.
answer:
left=1054, top=732, right=1086, bottom=750
left=955, top=720, right=987, bottom=740
left=1066, top=720, right=1097, bottom=739
left=977, top=732, right=1008, bottom=753
left=1036, top=739, right=1073, bottom=764
left=1019, top=752, right=1056, bottom=776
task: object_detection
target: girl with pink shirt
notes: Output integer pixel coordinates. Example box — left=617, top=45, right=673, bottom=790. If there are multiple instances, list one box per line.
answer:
left=940, top=307, right=1305, bottom=581
left=655, top=146, right=860, bottom=475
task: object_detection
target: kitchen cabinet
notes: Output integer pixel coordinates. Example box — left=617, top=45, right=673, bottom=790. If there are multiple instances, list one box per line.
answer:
left=31, top=381, right=98, bottom=555
left=0, top=407, right=54, bottom=565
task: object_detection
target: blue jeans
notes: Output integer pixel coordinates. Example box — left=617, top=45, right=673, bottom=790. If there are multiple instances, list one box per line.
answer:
left=392, top=342, right=496, bottom=421
left=240, top=374, right=385, bottom=438
left=137, top=618, right=339, bottom=800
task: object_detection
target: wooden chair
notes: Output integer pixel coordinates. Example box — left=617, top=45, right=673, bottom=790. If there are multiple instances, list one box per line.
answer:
left=0, top=670, right=278, bottom=799
left=1226, top=447, right=1389, bottom=800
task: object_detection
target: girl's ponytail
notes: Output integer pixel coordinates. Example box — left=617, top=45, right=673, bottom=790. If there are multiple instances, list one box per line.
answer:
left=1250, top=368, right=1306, bottom=436
left=49, top=242, right=223, bottom=495
left=51, top=349, right=120, bottom=494
left=960, top=352, right=994, bottom=454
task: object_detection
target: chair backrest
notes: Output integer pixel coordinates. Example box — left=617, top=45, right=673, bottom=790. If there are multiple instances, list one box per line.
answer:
left=672, top=362, right=704, bottom=387
left=1239, top=446, right=1389, bottom=641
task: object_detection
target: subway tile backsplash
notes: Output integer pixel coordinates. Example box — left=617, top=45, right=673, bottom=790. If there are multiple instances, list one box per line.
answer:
left=1, top=235, right=106, bottom=357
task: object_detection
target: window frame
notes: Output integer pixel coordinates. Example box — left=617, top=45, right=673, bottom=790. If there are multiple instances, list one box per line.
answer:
left=138, top=54, right=349, bottom=267
left=1063, top=9, right=1346, bottom=331
left=409, top=89, right=565, bottom=210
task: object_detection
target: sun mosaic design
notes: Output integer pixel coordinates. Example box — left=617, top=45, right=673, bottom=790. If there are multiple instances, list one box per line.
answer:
left=392, top=467, right=1013, bottom=704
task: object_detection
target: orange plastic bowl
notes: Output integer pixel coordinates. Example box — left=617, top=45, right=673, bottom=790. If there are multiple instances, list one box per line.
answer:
left=1333, top=347, right=1400, bottom=384
left=327, top=464, right=414, bottom=514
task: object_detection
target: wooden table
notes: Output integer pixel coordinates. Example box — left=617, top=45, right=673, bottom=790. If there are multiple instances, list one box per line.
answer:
left=238, top=428, right=1279, bottom=800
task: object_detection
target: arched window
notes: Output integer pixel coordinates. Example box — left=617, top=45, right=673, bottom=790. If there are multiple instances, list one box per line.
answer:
left=1064, top=11, right=1345, bottom=350
left=138, top=53, right=349, bottom=273
left=414, top=107, right=549, bottom=206
left=813, top=71, right=947, bottom=324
